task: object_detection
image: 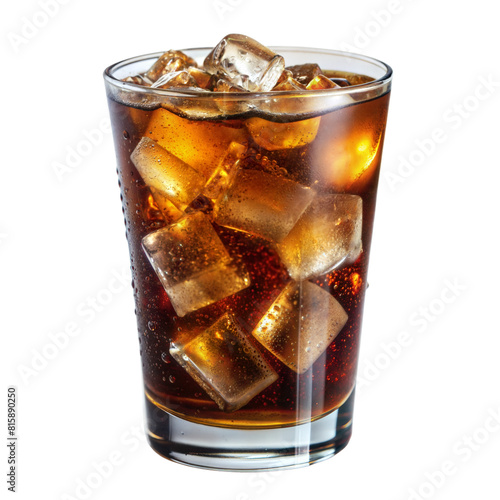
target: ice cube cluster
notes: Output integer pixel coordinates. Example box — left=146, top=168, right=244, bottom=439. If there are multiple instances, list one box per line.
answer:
left=128, top=35, right=363, bottom=412
left=124, top=35, right=344, bottom=93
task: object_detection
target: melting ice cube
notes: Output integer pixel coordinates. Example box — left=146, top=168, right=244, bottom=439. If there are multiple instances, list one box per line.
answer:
left=203, top=142, right=247, bottom=199
left=142, top=211, right=250, bottom=316
left=214, top=169, right=315, bottom=243
left=131, top=137, right=206, bottom=210
left=252, top=281, right=348, bottom=374
left=146, top=50, right=197, bottom=82
left=145, top=108, right=247, bottom=179
left=151, top=70, right=198, bottom=89
left=276, top=194, right=363, bottom=281
left=286, top=63, right=322, bottom=86
left=246, top=116, right=321, bottom=151
left=250, top=73, right=320, bottom=149
left=149, top=187, right=183, bottom=223
left=272, top=71, right=306, bottom=91
left=187, top=67, right=216, bottom=89
left=212, top=78, right=254, bottom=115
left=122, top=75, right=153, bottom=86
left=204, top=34, right=285, bottom=92
left=306, top=74, right=340, bottom=90
left=170, top=312, right=278, bottom=411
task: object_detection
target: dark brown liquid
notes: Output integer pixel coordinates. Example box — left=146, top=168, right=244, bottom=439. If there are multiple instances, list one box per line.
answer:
left=108, top=78, right=390, bottom=428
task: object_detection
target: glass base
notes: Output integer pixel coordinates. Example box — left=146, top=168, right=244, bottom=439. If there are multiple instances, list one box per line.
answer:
left=145, top=390, right=355, bottom=471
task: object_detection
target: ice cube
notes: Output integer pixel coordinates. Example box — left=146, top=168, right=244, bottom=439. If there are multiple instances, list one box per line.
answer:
left=253, top=74, right=320, bottom=146
left=213, top=78, right=247, bottom=93
left=187, top=67, right=216, bottom=89
left=130, top=137, right=205, bottom=210
left=265, top=73, right=305, bottom=114
left=146, top=50, right=197, bottom=82
left=170, top=312, right=278, bottom=411
left=273, top=69, right=293, bottom=87
left=204, top=34, right=285, bottom=92
left=203, top=142, right=247, bottom=199
left=140, top=188, right=165, bottom=224
left=214, top=169, right=315, bottom=243
left=272, top=74, right=306, bottom=92
left=252, top=281, right=348, bottom=374
left=277, top=194, right=363, bottom=281
left=286, top=63, right=322, bottom=86
left=142, top=211, right=250, bottom=317
left=151, top=70, right=198, bottom=89
left=122, top=75, right=153, bottom=86
left=145, top=107, right=247, bottom=179
left=149, top=187, right=183, bottom=223
left=246, top=115, right=321, bottom=151
left=306, top=74, right=340, bottom=90
left=212, top=78, right=253, bottom=115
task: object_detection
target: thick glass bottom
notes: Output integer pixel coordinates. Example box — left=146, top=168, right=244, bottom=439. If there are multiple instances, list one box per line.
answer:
left=145, top=389, right=355, bottom=471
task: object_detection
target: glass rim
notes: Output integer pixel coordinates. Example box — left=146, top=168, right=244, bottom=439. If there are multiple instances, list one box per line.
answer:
left=103, top=46, right=393, bottom=99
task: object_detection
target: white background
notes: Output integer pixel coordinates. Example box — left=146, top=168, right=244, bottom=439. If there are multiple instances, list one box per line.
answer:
left=2, top=0, right=500, bottom=499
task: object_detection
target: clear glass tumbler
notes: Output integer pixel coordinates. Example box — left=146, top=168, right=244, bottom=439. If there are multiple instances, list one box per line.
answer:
left=104, top=47, right=392, bottom=471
